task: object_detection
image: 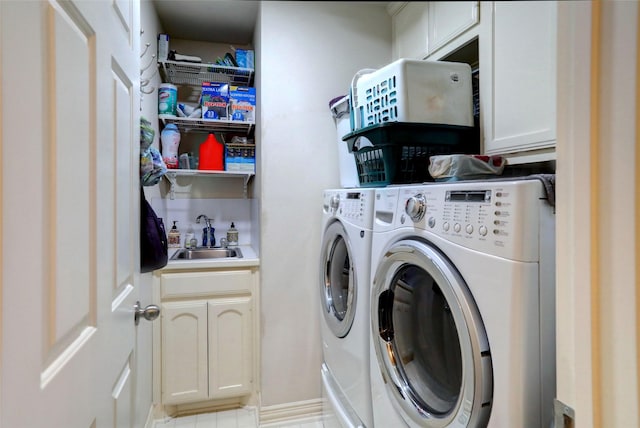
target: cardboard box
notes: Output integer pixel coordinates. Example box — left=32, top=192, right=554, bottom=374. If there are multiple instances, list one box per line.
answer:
left=158, top=34, right=169, bottom=61
left=225, top=144, right=255, bottom=172
left=201, top=82, right=229, bottom=120
left=229, top=86, right=256, bottom=122
left=235, top=49, right=254, bottom=69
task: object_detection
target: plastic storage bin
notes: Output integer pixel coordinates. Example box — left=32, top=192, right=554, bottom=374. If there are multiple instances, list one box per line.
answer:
left=329, top=95, right=359, bottom=188
left=352, top=59, right=474, bottom=131
left=343, top=122, right=478, bottom=187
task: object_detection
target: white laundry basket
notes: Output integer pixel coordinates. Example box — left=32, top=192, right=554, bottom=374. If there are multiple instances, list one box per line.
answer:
left=330, top=95, right=359, bottom=188
left=352, top=59, right=474, bottom=130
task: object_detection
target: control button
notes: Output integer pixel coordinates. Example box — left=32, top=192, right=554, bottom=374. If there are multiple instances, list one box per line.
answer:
left=496, top=192, right=502, bottom=197
left=428, top=217, right=436, bottom=228
left=479, top=225, right=488, bottom=236
left=443, top=222, right=450, bottom=232
left=454, top=223, right=461, bottom=233
left=495, top=201, right=502, bottom=207
left=466, top=224, right=474, bottom=234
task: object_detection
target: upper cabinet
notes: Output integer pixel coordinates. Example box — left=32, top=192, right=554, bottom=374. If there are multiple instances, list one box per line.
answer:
left=479, top=1, right=557, bottom=160
left=428, top=2, right=479, bottom=55
left=390, top=2, right=479, bottom=60
left=389, top=1, right=557, bottom=163
left=391, top=2, right=429, bottom=60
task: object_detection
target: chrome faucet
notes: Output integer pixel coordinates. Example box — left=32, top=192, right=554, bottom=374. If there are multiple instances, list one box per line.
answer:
left=196, top=214, right=213, bottom=247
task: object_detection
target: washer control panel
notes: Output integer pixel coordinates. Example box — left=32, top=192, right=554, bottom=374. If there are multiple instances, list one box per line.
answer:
left=323, top=189, right=375, bottom=228
left=396, top=181, right=546, bottom=261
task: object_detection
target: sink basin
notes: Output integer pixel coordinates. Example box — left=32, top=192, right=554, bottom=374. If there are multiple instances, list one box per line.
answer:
left=171, top=247, right=243, bottom=260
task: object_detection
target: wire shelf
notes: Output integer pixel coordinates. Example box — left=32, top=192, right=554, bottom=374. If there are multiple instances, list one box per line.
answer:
left=159, top=60, right=254, bottom=86
left=159, top=115, right=255, bottom=135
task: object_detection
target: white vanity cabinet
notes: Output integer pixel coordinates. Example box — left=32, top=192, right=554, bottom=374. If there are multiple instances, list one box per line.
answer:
left=479, top=1, right=558, bottom=160
left=390, top=1, right=479, bottom=60
left=157, top=268, right=257, bottom=408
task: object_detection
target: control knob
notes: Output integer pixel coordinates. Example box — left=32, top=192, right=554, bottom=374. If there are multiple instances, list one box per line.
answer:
left=405, top=194, right=426, bottom=222
left=330, top=194, right=340, bottom=210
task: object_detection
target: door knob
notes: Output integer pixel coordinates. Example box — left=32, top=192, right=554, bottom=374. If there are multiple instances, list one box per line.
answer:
left=134, top=301, right=160, bottom=325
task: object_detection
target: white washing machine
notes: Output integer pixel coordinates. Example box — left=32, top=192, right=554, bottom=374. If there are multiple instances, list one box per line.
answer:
left=320, top=189, right=375, bottom=428
left=369, top=179, right=556, bottom=428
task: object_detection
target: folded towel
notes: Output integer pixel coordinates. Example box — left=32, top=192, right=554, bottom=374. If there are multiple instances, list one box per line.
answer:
left=527, top=173, right=556, bottom=207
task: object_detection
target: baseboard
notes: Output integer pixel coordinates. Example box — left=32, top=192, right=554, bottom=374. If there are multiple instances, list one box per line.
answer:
left=259, top=398, right=323, bottom=427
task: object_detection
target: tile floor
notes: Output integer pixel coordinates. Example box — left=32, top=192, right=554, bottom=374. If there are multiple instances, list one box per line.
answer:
left=153, top=407, right=323, bottom=428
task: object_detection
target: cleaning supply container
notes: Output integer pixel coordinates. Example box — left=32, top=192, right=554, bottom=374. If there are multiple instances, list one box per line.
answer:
left=329, top=95, right=359, bottom=188
left=198, top=133, right=224, bottom=171
left=158, top=83, right=178, bottom=116
left=160, top=124, right=181, bottom=169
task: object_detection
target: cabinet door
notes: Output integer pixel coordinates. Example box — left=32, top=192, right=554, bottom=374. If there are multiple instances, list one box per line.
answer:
left=480, top=1, right=557, bottom=156
left=208, top=297, right=253, bottom=399
left=161, top=300, right=209, bottom=405
left=392, top=2, right=429, bottom=60
left=428, top=1, right=479, bottom=54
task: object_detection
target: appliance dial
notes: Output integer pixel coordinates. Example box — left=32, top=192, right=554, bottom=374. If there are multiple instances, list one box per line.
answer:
left=330, top=195, right=340, bottom=210
left=405, top=194, right=426, bottom=222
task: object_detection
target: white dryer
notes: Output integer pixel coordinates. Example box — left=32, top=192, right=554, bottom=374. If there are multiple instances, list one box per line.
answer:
left=369, top=179, right=556, bottom=428
left=320, top=189, right=375, bottom=428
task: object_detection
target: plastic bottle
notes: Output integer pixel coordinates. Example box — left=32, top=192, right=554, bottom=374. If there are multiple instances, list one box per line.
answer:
left=226, top=222, right=239, bottom=246
left=184, top=224, right=195, bottom=249
left=161, top=124, right=181, bottom=169
left=168, top=221, right=181, bottom=248
left=198, top=133, right=224, bottom=171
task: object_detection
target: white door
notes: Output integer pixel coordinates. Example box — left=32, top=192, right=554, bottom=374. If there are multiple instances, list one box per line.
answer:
left=0, top=1, right=141, bottom=427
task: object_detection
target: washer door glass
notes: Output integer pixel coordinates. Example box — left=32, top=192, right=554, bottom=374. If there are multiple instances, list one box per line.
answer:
left=372, top=239, right=493, bottom=427
left=320, top=221, right=357, bottom=338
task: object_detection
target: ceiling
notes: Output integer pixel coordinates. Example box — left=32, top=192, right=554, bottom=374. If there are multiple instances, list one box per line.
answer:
left=152, top=0, right=260, bottom=45
left=151, top=1, right=391, bottom=46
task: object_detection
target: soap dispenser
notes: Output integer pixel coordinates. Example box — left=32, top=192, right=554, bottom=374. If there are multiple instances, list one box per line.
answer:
left=226, top=222, right=239, bottom=247
left=168, top=221, right=181, bottom=248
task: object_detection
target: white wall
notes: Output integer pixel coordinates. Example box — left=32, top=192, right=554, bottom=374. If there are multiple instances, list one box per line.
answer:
left=256, top=1, right=392, bottom=407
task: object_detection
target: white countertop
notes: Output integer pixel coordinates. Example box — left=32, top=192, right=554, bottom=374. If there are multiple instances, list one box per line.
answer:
left=162, top=245, right=260, bottom=271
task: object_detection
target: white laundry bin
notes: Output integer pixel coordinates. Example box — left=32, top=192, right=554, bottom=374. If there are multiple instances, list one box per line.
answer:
left=330, top=95, right=359, bottom=188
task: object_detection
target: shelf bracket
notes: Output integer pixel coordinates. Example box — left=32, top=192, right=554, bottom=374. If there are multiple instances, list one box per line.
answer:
left=243, top=175, right=250, bottom=198
left=165, top=172, right=177, bottom=200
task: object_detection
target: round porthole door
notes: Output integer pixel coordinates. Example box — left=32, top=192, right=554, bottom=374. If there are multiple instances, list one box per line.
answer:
left=372, top=239, right=493, bottom=427
left=320, top=221, right=357, bottom=338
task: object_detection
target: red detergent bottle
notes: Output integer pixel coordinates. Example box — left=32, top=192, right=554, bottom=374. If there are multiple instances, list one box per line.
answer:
left=198, top=133, right=224, bottom=171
